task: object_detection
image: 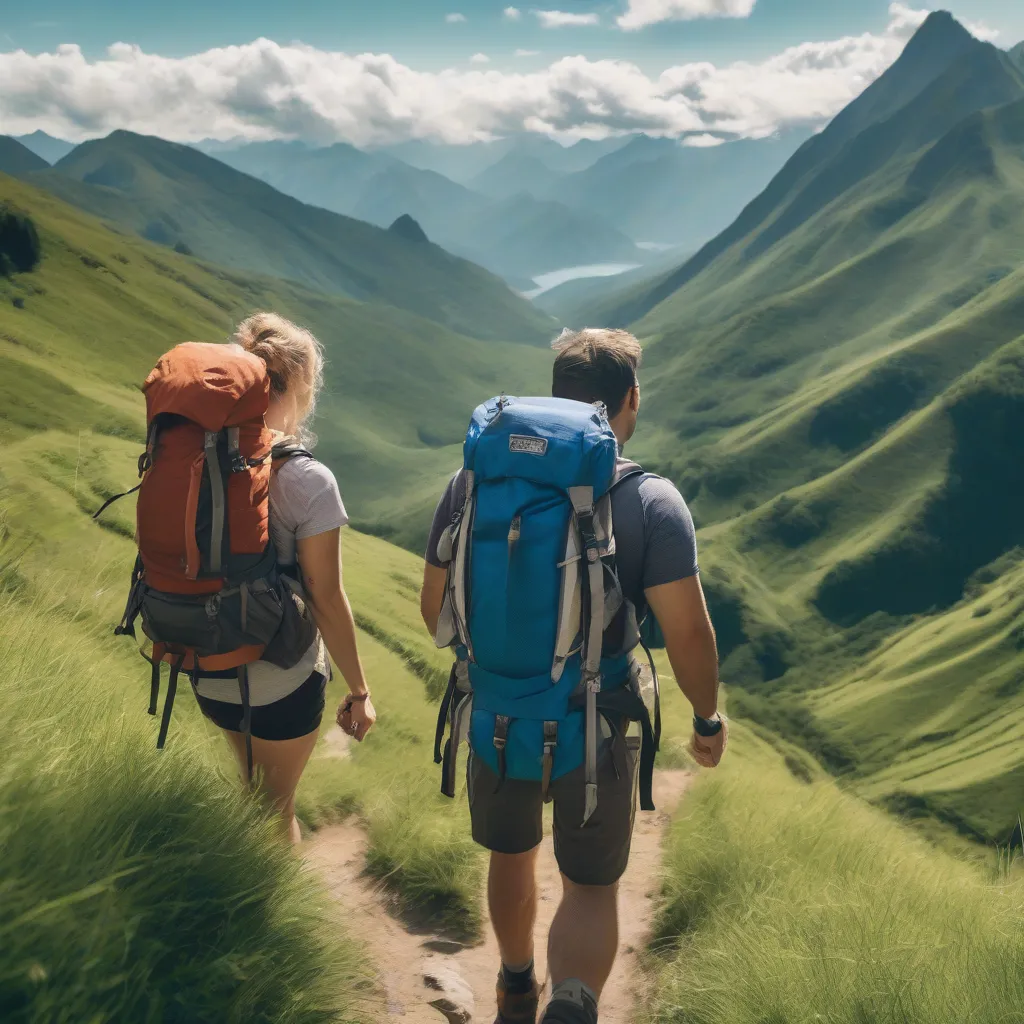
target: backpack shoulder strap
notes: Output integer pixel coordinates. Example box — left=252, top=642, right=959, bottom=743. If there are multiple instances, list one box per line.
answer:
left=271, top=441, right=316, bottom=463
left=611, top=459, right=644, bottom=490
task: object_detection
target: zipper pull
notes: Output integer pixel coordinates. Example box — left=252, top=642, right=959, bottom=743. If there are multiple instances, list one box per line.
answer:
left=508, top=514, right=522, bottom=547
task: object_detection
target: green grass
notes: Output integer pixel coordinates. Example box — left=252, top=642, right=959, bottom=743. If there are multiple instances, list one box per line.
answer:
left=646, top=727, right=1024, bottom=1024
left=0, top=579, right=370, bottom=1024
left=0, top=171, right=548, bottom=549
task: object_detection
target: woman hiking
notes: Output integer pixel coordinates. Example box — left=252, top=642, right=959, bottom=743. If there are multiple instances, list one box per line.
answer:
left=190, top=313, right=376, bottom=843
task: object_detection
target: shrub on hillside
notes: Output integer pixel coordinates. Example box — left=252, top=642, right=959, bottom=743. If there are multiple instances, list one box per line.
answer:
left=0, top=207, right=41, bottom=275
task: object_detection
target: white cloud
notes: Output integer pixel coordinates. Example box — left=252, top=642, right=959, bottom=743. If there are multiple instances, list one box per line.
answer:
left=618, top=0, right=756, bottom=31
left=0, top=5, right=980, bottom=148
left=445, top=12, right=467, bottom=23
left=515, top=49, right=541, bottom=57
left=535, top=10, right=601, bottom=28
left=470, top=52, right=490, bottom=63
left=503, top=6, right=522, bottom=20
left=682, top=132, right=726, bottom=147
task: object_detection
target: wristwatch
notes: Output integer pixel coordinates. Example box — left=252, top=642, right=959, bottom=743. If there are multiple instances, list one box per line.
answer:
left=693, top=712, right=723, bottom=737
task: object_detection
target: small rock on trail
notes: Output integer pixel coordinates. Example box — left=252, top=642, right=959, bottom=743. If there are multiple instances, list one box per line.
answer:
left=305, top=770, right=692, bottom=1022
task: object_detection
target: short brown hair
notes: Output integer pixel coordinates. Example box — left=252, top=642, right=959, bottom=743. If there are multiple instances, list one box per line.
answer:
left=551, top=328, right=642, bottom=417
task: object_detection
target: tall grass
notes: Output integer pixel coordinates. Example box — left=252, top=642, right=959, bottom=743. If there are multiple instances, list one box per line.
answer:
left=0, top=587, right=368, bottom=1023
left=647, top=754, right=1024, bottom=1024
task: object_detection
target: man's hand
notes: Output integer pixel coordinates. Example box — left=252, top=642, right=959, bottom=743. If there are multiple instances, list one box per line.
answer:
left=337, top=694, right=377, bottom=742
left=690, top=717, right=728, bottom=768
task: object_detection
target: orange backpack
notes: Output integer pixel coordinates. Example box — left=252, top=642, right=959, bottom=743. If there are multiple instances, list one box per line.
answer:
left=97, top=342, right=317, bottom=777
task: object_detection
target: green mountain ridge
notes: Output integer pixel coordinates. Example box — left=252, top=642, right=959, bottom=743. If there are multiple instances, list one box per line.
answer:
left=18, top=130, right=555, bottom=345
left=604, top=13, right=1024, bottom=841
left=0, top=136, right=50, bottom=177
left=0, top=172, right=548, bottom=544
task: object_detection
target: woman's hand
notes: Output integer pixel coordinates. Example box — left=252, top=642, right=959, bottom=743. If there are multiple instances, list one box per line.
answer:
left=337, top=693, right=377, bottom=742
left=690, top=717, right=728, bottom=768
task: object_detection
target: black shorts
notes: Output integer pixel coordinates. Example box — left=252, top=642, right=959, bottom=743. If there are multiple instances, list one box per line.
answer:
left=194, top=671, right=327, bottom=741
left=467, top=731, right=641, bottom=887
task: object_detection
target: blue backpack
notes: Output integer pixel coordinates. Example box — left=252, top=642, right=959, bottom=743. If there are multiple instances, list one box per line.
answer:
left=432, top=396, right=660, bottom=824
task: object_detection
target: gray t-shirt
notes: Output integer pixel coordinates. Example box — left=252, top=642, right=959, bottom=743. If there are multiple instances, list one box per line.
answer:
left=196, top=456, right=348, bottom=706
left=424, top=458, right=698, bottom=617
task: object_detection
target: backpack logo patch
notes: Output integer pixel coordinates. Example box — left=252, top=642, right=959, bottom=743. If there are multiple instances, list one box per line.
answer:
left=509, top=435, right=548, bottom=456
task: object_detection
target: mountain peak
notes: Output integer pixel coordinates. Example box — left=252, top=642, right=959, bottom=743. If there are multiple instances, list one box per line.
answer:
left=903, top=10, right=976, bottom=57
left=388, top=214, right=429, bottom=244
left=1009, top=41, right=1024, bottom=72
left=0, top=136, right=51, bottom=176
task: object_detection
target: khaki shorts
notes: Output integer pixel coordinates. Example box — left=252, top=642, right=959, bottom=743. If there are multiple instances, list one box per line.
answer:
left=467, top=730, right=641, bottom=887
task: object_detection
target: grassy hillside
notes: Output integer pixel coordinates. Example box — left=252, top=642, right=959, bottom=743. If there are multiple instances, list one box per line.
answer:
left=18, top=131, right=555, bottom=345
left=647, top=724, right=1024, bottom=1024
left=584, top=14, right=1024, bottom=843
left=0, top=171, right=548, bottom=548
left=0, top=137, right=49, bottom=177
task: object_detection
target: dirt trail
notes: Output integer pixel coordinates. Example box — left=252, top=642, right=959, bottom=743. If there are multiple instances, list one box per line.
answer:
left=306, top=766, right=692, bottom=1023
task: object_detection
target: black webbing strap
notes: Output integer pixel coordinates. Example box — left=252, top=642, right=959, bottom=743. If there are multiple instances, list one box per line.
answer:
left=591, top=687, right=657, bottom=812
left=493, top=714, right=511, bottom=793
left=640, top=640, right=662, bottom=754
left=157, top=654, right=184, bottom=750
left=541, top=721, right=558, bottom=803
left=434, top=664, right=458, bottom=765
left=92, top=482, right=142, bottom=520
left=149, top=658, right=161, bottom=716
left=238, top=664, right=254, bottom=786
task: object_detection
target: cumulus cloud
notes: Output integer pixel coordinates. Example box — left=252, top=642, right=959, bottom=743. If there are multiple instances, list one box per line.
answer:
left=445, top=12, right=467, bottom=23
left=470, top=52, right=490, bottom=63
left=0, top=5, right=985, bottom=147
left=503, top=6, right=522, bottom=20
left=682, top=132, right=726, bottom=147
left=618, top=0, right=756, bottom=31
left=535, top=10, right=601, bottom=28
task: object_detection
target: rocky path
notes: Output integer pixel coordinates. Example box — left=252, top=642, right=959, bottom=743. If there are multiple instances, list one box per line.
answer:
left=306, top=768, right=692, bottom=1023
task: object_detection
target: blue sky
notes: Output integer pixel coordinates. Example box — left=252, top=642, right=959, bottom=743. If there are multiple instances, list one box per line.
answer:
left=7, top=1, right=1023, bottom=69
left=2, top=2, right=1022, bottom=145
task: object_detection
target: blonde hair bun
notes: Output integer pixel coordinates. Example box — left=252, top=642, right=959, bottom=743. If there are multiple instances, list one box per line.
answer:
left=234, top=312, right=324, bottom=444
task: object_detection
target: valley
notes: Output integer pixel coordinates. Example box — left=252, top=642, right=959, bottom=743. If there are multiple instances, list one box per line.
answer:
left=2, top=7, right=1023, bottom=1023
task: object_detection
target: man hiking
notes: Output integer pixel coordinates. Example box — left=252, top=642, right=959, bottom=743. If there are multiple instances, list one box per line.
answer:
left=420, top=328, right=726, bottom=1024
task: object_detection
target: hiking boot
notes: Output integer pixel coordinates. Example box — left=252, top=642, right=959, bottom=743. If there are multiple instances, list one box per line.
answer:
left=495, top=968, right=540, bottom=1024
left=541, top=979, right=598, bottom=1024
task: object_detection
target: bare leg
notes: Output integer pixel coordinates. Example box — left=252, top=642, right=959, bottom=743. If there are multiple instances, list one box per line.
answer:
left=547, top=875, right=619, bottom=996
left=489, top=848, right=540, bottom=968
left=223, top=727, right=321, bottom=845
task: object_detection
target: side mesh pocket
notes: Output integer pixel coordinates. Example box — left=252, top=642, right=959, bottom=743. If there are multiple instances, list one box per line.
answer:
left=261, top=576, right=319, bottom=669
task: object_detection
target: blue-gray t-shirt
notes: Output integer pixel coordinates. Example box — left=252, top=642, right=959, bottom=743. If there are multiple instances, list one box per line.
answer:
left=424, top=458, right=699, bottom=616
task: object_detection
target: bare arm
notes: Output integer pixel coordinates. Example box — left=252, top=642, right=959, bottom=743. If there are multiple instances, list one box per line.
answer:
left=296, top=528, right=375, bottom=739
left=645, top=575, right=719, bottom=718
left=421, top=562, right=447, bottom=638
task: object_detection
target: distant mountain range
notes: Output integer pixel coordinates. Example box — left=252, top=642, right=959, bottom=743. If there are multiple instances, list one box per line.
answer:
left=1, top=130, right=553, bottom=345
left=13, top=130, right=76, bottom=164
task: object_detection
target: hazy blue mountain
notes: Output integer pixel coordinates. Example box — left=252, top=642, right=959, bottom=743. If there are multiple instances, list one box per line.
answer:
left=542, top=129, right=812, bottom=249
left=468, top=151, right=564, bottom=200
left=216, top=138, right=643, bottom=279
left=1008, top=41, right=1024, bottom=72
left=378, top=133, right=628, bottom=184
left=12, top=130, right=75, bottom=164
left=215, top=140, right=397, bottom=215
left=0, top=136, right=51, bottom=176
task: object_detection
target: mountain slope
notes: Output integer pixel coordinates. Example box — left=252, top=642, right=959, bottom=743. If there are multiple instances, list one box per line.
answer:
left=13, top=130, right=75, bottom=164
left=467, top=151, right=564, bottom=199
left=544, top=130, right=811, bottom=250
left=598, top=15, right=1024, bottom=843
left=609, top=12, right=1017, bottom=325
left=0, top=136, right=50, bottom=176
left=0, top=171, right=548, bottom=541
left=22, top=131, right=554, bottom=345
left=221, top=139, right=642, bottom=280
